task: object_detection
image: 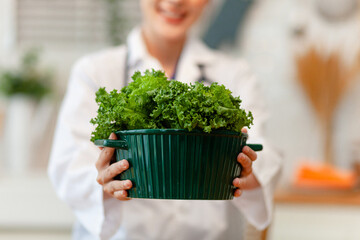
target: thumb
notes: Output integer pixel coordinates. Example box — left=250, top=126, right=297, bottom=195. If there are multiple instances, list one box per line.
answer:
left=109, top=132, right=117, bottom=140
left=98, top=133, right=117, bottom=150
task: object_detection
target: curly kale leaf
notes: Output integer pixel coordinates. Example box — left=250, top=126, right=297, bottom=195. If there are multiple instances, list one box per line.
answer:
left=173, top=82, right=253, bottom=133
left=90, top=69, right=253, bottom=142
left=151, top=80, right=189, bottom=129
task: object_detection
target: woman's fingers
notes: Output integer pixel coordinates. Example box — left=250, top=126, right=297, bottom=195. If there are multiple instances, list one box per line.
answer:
left=233, top=174, right=261, bottom=194
left=242, top=146, right=257, bottom=161
left=97, top=160, right=129, bottom=185
left=113, top=190, right=131, bottom=201
left=234, top=188, right=242, bottom=198
left=237, top=153, right=252, bottom=176
left=104, top=180, right=132, bottom=201
left=237, top=146, right=257, bottom=177
left=94, top=133, right=132, bottom=201
left=95, top=133, right=117, bottom=170
left=233, top=131, right=260, bottom=197
left=233, top=177, right=249, bottom=189
left=103, top=180, right=132, bottom=195
left=98, top=161, right=132, bottom=201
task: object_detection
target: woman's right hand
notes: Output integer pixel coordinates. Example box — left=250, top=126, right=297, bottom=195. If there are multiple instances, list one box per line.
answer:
left=95, top=133, right=132, bottom=200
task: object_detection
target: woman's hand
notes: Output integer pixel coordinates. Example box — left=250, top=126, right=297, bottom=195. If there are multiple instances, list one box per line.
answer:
left=95, top=133, right=132, bottom=200
left=232, top=128, right=261, bottom=197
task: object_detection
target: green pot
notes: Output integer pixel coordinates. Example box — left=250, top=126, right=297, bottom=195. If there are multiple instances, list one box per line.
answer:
left=95, top=129, right=262, bottom=200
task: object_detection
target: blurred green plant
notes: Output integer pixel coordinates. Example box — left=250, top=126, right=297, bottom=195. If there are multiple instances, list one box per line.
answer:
left=0, top=48, right=52, bottom=100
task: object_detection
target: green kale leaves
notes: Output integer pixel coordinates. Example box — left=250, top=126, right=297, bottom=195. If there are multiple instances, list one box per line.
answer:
left=90, top=69, right=253, bottom=141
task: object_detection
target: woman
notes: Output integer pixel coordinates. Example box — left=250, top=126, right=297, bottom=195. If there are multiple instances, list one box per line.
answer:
left=48, top=0, right=281, bottom=239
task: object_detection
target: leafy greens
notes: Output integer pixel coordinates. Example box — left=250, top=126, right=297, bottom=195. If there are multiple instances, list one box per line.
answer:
left=90, top=69, right=253, bottom=141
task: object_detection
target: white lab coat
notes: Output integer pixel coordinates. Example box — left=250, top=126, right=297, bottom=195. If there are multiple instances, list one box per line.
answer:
left=48, top=28, right=281, bottom=240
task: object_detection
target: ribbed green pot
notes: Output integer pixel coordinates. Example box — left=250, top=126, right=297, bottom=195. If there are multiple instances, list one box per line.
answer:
left=95, top=129, right=262, bottom=200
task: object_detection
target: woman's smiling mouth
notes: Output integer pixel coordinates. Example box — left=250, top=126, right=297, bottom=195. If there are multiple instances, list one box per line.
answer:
left=157, top=4, right=187, bottom=24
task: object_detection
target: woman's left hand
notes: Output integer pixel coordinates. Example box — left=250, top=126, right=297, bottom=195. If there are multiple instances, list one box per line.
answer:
left=232, top=128, right=261, bottom=197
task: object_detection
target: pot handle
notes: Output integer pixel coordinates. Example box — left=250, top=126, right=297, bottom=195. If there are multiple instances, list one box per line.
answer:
left=246, top=144, right=263, bottom=152
left=94, top=139, right=128, bottom=150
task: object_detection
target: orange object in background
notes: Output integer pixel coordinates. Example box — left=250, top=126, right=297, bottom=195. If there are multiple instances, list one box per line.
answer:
left=294, top=162, right=357, bottom=190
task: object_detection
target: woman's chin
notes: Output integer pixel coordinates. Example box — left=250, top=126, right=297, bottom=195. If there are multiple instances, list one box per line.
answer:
left=156, top=26, right=188, bottom=43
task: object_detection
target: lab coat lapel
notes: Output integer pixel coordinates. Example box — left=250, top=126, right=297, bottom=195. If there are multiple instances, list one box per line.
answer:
left=176, top=38, right=217, bottom=84
left=126, top=27, right=167, bottom=80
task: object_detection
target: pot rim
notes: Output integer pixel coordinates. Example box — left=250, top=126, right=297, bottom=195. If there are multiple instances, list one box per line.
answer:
left=115, top=129, right=245, bottom=138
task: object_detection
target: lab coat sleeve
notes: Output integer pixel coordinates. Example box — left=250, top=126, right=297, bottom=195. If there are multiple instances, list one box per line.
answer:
left=230, top=61, right=282, bottom=230
left=48, top=57, right=123, bottom=239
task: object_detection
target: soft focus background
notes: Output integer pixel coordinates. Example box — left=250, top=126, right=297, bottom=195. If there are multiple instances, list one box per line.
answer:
left=1, top=0, right=360, bottom=239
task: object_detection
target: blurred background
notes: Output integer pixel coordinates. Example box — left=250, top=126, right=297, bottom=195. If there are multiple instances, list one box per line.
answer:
left=1, top=0, right=360, bottom=239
